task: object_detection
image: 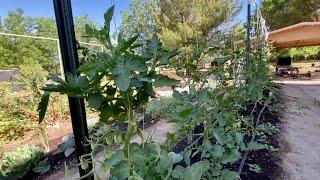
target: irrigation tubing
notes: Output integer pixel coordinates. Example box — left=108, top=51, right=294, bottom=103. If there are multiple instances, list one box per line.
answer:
left=238, top=103, right=267, bottom=174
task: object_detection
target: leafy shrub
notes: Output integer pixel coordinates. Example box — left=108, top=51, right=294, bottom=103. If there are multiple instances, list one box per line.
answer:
left=0, top=83, right=37, bottom=144
left=0, top=145, right=43, bottom=179
left=146, top=97, right=183, bottom=119
left=0, top=81, right=68, bottom=146
left=17, top=61, right=48, bottom=98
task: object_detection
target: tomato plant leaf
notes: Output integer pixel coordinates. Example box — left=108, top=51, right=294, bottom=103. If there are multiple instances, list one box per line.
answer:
left=168, top=152, right=183, bottom=164
left=110, top=160, right=130, bottom=179
left=247, top=142, right=266, bottom=150
left=115, top=70, right=130, bottom=91
left=38, top=92, right=50, bottom=124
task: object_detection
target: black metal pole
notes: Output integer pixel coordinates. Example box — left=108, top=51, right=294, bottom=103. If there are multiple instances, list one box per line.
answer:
left=246, top=0, right=251, bottom=58
left=52, top=0, right=93, bottom=179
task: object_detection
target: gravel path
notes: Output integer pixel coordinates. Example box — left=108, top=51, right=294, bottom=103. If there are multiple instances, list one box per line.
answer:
left=280, top=83, right=320, bottom=180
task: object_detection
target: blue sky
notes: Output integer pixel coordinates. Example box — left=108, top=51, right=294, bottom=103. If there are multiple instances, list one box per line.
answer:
left=0, top=0, right=262, bottom=33
left=0, top=0, right=130, bottom=32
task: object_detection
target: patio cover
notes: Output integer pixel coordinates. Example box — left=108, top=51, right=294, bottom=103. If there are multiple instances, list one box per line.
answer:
left=268, top=22, right=320, bottom=49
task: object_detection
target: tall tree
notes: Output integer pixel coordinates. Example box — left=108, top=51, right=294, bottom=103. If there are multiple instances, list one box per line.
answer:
left=261, top=0, right=320, bottom=30
left=119, top=0, right=155, bottom=47
left=149, top=0, right=238, bottom=70
left=0, top=9, right=99, bottom=71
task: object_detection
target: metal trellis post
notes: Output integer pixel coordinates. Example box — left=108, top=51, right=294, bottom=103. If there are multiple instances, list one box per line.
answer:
left=52, top=0, right=93, bottom=179
left=246, top=0, right=252, bottom=59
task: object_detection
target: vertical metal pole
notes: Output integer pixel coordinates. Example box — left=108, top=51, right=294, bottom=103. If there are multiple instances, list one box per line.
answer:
left=52, top=0, right=93, bottom=179
left=246, top=0, right=251, bottom=59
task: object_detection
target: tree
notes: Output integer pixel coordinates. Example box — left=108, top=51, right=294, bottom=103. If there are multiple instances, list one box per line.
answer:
left=149, top=0, right=238, bottom=71
left=119, top=0, right=156, bottom=47
left=261, top=0, right=320, bottom=30
left=74, top=16, right=97, bottom=43
left=0, top=9, right=99, bottom=71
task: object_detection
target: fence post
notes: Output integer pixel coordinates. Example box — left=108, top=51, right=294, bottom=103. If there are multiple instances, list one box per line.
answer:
left=52, top=0, right=93, bottom=179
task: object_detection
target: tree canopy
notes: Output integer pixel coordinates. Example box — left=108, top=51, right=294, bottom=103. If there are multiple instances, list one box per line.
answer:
left=261, top=0, right=320, bottom=30
left=0, top=9, right=97, bottom=72
left=149, top=0, right=238, bottom=70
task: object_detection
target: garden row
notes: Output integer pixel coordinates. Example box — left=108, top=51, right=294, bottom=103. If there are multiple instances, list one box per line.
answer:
left=1, top=3, right=282, bottom=179
left=36, top=5, right=281, bottom=179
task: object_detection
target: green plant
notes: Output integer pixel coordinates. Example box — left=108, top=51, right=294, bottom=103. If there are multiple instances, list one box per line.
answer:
left=145, top=97, right=183, bottom=119
left=0, top=82, right=37, bottom=144
left=0, top=145, right=45, bottom=179
left=37, top=2, right=280, bottom=179
left=0, top=81, right=68, bottom=146
left=37, top=5, right=211, bottom=179
left=16, top=61, right=48, bottom=100
left=248, top=163, right=261, bottom=173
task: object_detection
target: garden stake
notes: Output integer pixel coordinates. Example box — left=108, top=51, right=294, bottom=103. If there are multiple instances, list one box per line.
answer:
left=53, top=0, right=93, bottom=179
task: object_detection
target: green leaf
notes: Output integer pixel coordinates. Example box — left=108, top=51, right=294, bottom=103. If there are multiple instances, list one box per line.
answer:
left=235, top=132, right=244, bottom=145
left=179, top=108, right=191, bottom=118
left=100, top=104, right=112, bottom=122
left=38, top=92, right=50, bottom=124
left=159, top=51, right=177, bottom=65
left=32, top=158, right=50, bottom=174
left=147, top=34, right=160, bottom=53
left=103, top=5, right=115, bottom=34
left=196, top=88, right=208, bottom=103
left=104, top=150, right=124, bottom=168
left=168, top=152, right=183, bottom=164
left=181, top=161, right=209, bottom=180
left=110, top=160, right=129, bottom=179
left=211, top=145, right=224, bottom=159
left=125, top=59, right=147, bottom=72
left=88, top=93, right=103, bottom=109
left=116, top=35, right=139, bottom=53
left=172, top=166, right=184, bottom=178
left=154, top=74, right=180, bottom=87
left=222, top=148, right=240, bottom=164
left=247, top=142, right=266, bottom=150
left=115, top=70, right=130, bottom=91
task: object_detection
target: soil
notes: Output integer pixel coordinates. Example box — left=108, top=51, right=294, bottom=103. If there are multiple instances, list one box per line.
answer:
left=171, top=87, right=283, bottom=179
left=239, top=107, right=282, bottom=180
left=279, top=83, right=320, bottom=180
left=1, top=119, right=73, bottom=153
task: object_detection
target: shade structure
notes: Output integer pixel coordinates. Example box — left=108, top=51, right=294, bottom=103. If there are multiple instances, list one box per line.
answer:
left=268, top=22, right=320, bottom=49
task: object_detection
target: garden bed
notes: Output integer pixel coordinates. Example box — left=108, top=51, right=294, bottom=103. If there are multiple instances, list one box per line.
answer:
left=20, top=113, right=161, bottom=179
left=170, top=86, right=283, bottom=179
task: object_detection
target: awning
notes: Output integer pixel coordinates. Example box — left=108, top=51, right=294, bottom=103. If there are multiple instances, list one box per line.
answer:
left=235, top=22, right=320, bottom=49
left=268, top=22, right=320, bottom=49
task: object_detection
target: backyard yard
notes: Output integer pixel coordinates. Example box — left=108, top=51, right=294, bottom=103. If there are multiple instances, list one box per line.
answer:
left=0, top=0, right=320, bottom=180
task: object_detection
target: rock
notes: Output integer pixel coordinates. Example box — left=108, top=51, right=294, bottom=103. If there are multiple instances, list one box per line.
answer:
left=64, top=147, right=76, bottom=158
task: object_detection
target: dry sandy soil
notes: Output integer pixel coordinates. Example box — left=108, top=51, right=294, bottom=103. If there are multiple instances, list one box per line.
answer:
left=280, top=83, right=320, bottom=180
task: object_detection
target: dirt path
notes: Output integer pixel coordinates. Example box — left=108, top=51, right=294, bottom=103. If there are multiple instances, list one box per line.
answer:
left=280, top=83, right=320, bottom=180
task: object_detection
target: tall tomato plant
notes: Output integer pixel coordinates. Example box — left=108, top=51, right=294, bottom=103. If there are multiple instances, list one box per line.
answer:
left=38, top=5, right=181, bottom=177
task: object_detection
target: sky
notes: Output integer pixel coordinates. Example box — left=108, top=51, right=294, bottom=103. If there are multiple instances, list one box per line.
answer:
left=0, top=0, right=130, bottom=32
left=0, top=0, right=262, bottom=33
